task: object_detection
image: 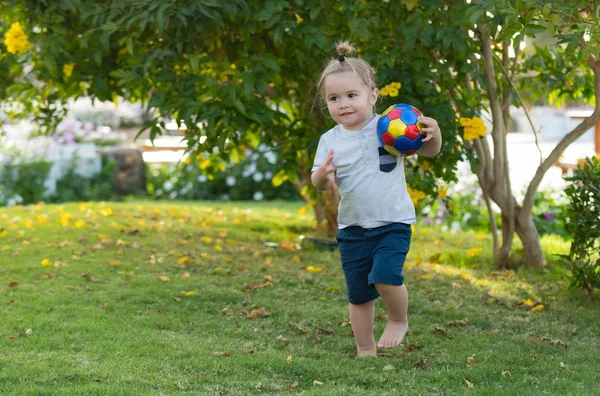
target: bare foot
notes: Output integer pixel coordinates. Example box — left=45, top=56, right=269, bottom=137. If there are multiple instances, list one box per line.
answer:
left=377, top=320, right=408, bottom=349
left=357, top=347, right=377, bottom=357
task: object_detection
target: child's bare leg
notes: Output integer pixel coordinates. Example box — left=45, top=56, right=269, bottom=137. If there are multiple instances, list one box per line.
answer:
left=348, top=300, right=376, bottom=356
left=374, top=283, right=408, bottom=348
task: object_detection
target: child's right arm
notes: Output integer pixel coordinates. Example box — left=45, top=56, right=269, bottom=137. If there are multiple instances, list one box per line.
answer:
left=311, top=149, right=337, bottom=191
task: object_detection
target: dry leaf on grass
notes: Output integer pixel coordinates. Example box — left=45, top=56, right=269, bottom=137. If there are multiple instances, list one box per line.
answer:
left=464, top=378, right=475, bottom=389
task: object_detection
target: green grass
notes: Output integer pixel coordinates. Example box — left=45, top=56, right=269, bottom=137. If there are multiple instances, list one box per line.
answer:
left=1, top=200, right=599, bottom=395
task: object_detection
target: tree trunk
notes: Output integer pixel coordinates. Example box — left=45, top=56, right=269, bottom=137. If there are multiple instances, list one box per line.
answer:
left=315, top=187, right=339, bottom=238
left=515, top=211, right=547, bottom=267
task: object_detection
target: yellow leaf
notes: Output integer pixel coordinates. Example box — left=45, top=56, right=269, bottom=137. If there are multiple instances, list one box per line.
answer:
left=181, top=272, right=191, bottom=279
left=157, top=275, right=170, bottom=282
left=295, top=13, right=303, bottom=24
left=522, top=299, right=534, bottom=306
left=184, top=291, right=198, bottom=296
left=75, top=220, right=85, bottom=228
left=306, top=266, right=323, bottom=273
left=531, top=304, right=545, bottom=312
left=201, top=236, right=213, bottom=244
left=41, top=259, right=52, bottom=267
left=178, top=256, right=194, bottom=265
left=287, top=355, right=293, bottom=363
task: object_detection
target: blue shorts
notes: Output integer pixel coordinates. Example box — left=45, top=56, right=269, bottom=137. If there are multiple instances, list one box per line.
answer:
left=336, top=223, right=412, bottom=305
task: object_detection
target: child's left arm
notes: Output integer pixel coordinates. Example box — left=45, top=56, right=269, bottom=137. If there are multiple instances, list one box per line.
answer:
left=416, top=116, right=442, bottom=157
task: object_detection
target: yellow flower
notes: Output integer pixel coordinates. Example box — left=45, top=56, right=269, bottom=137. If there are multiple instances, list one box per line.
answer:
left=419, top=160, right=431, bottom=172
left=4, top=22, right=31, bottom=54
left=438, top=186, right=447, bottom=198
left=41, top=258, right=52, bottom=267
left=460, top=116, right=487, bottom=142
left=63, top=62, right=75, bottom=77
left=295, top=13, right=304, bottom=24
left=379, top=82, right=402, bottom=97
left=407, top=187, right=426, bottom=207
left=466, top=247, right=483, bottom=257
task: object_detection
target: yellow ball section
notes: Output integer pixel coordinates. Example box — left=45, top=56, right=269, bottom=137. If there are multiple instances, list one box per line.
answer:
left=387, top=118, right=408, bottom=138
left=381, top=105, right=395, bottom=117
left=384, top=145, right=401, bottom=156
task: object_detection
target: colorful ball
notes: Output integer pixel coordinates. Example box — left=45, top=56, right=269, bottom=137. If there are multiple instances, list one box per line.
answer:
left=376, top=103, right=425, bottom=156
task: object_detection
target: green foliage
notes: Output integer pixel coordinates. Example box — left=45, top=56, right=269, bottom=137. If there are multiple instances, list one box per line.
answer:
left=0, top=160, right=51, bottom=205
left=561, top=157, right=600, bottom=297
left=1, top=0, right=476, bottom=201
left=48, top=154, right=118, bottom=203
left=532, top=189, right=569, bottom=238
left=0, top=155, right=118, bottom=206
left=146, top=148, right=301, bottom=202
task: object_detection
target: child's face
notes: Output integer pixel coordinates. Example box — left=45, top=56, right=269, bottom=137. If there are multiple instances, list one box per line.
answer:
left=324, top=71, right=378, bottom=130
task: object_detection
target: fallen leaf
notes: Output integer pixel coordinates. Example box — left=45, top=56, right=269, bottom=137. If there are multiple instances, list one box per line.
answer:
left=464, top=378, right=475, bottom=389
left=289, top=380, right=299, bottom=388
left=549, top=339, right=568, bottom=348
left=448, top=318, right=470, bottom=327
left=467, top=354, right=476, bottom=364
left=184, top=291, right=198, bottom=296
left=276, top=335, right=289, bottom=345
left=406, top=342, right=423, bottom=352
left=531, top=304, right=545, bottom=312
left=502, top=370, right=512, bottom=377
left=383, top=364, right=395, bottom=371
left=306, top=266, right=323, bottom=273
left=433, top=326, right=448, bottom=336
left=8, top=281, right=19, bottom=288
left=377, top=352, right=395, bottom=358
left=279, top=241, right=298, bottom=251
left=210, top=351, right=232, bottom=357
left=313, top=380, right=324, bottom=387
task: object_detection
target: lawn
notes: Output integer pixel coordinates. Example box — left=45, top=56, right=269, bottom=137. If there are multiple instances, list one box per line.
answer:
left=1, top=200, right=599, bottom=395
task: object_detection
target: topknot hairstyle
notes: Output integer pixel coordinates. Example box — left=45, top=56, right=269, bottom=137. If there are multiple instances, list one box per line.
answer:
left=316, top=41, right=377, bottom=98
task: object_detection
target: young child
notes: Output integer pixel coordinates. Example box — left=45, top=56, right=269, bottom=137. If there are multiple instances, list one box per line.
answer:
left=311, top=41, right=442, bottom=357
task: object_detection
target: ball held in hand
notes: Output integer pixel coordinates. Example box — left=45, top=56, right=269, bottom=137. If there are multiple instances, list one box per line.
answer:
left=376, top=103, right=425, bottom=156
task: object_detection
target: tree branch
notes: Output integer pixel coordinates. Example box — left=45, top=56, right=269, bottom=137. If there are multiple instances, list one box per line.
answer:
left=520, top=54, right=600, bottom=217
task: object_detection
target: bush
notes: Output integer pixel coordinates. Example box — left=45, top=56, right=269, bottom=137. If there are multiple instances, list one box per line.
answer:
left=147, top=146, right=301, bottom=202
left=48, top=155, right=118, bottom=203
left=0, top=160, right=52, bottom=206
left=561, top=156, right=600, bottom=298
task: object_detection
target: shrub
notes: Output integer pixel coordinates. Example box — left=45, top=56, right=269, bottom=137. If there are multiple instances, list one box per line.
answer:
left=561, top=156, right=600, bottom=298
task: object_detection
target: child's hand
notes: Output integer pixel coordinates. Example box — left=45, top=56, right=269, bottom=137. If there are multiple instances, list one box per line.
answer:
left=419, top=116, right=441, bottom=143
left=312, top=150, right=337, bottom=191
left=417, top=116, right=442, bottom=157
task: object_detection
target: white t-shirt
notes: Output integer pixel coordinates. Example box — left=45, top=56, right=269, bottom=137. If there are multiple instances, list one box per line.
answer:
left=312, top=115, right=416, bottom=229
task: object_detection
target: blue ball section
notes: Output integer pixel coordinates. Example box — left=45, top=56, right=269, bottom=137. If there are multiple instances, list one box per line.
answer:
left=376, top=115, right=391, bottom=146
left=398, top=104, right=418, bottom=125
left=393, top=134, right=424, bottom=153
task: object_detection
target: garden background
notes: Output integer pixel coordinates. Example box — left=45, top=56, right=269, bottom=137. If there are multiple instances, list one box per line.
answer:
left=1, top=0, right=600, bottom=394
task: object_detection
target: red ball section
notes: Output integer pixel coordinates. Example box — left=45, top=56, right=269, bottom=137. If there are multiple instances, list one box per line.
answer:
left=404, top=124, right=420, bottom=140
left=387, top=108, right=402, bottom=121
left=381, top=131, right=395, bottom=146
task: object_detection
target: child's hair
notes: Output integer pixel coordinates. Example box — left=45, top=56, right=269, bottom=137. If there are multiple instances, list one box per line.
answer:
left=316, top=41, right=377, bottom=98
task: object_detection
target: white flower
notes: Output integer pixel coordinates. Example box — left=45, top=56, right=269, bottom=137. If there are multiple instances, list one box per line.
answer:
left=226, top=175, right=236, bottom=186
left=252, top=172, right=264, bottom=182
left=264, top=151, right=277, bottom=165
left=253, top=191, right=264, bottom=201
